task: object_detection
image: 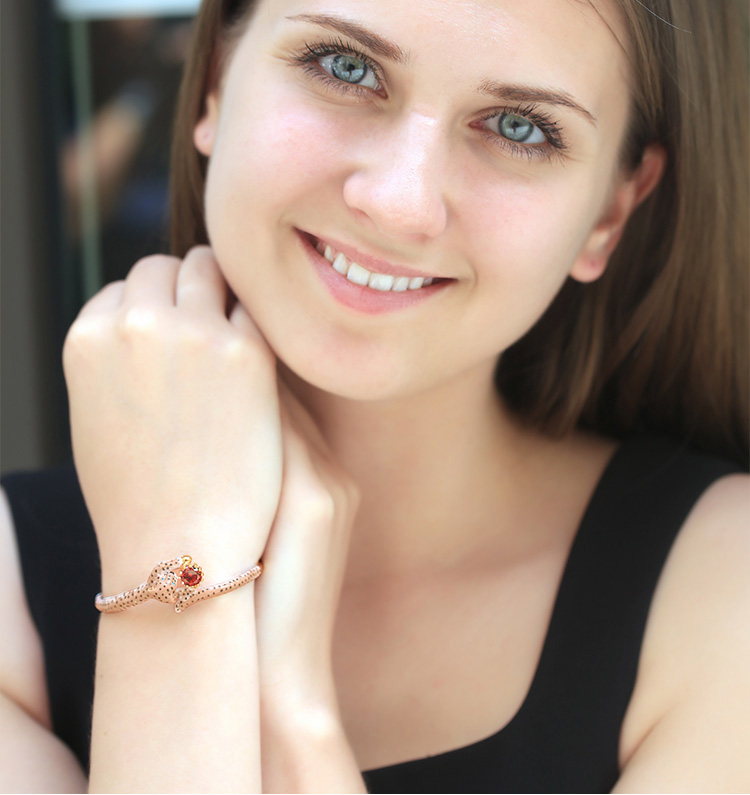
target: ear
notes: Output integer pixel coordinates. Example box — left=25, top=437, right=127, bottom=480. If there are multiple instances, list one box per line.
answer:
left=193, top=90, right=221, bottom=157
left=570, top=143, right=666, bottom=283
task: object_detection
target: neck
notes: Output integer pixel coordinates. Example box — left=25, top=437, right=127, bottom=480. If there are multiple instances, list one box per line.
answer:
left=280, top=361, right=537, bottom=585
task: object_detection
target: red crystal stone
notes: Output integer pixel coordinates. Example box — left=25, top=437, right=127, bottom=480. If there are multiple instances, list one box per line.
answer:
left=181, top=566, right=203, bottom=587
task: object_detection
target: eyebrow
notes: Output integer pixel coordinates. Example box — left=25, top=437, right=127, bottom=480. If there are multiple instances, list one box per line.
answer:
left=284, top=15, right=597, bottom=127
left=285, top=14, right=409, bottom=64
left=478, top=80, right=598, bottom=127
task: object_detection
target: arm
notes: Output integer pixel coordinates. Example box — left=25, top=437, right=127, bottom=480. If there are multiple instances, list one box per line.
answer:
left=254, top=382, right=367, bottom=794
left=0, top=691, right=88, bottom=794
left=613, top=474, right=750, bottom=792
left=0, top=489, right=88, bottom=793
left=65, top=248, right=365, bottom=792
left=63, top=249, right=284, bottom=793
left=261, top=706, right=365, bottom=794
left=88, top=563, right=261, bottom=793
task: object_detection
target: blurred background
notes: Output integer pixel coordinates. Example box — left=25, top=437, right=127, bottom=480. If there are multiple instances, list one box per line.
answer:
left=1, top=0, right=201, bottom=474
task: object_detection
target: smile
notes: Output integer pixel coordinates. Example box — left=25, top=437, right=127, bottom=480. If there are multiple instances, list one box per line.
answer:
left=315, top=240, right=435, bottom=292
left=297, top=230, right=451, bottom=315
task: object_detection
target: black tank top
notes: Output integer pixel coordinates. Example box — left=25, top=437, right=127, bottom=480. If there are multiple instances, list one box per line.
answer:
left=2, top=436, right=741, bottom=793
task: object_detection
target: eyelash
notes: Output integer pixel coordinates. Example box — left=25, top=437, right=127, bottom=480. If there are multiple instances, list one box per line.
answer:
left=291, top=37, right=386, bottom=99
left=290, top=38, right=569, bottom=162
left=474, top=104, right=569, bottom=163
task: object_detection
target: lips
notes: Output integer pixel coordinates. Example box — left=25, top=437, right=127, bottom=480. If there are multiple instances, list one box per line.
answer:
left=297, top=230, right=452, bottom=315
left=315, top=238, right=437, bottom=293
left=305, top=231, right=446, bottom=278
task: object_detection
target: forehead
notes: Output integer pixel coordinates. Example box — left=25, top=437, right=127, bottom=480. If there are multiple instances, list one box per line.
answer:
left=257, top=0, right=629, bottom=63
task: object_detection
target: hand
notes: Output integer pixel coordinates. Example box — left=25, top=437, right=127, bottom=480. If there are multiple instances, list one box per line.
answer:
left=63, top=247, right=284, bottom=584
left=254, top=377, right=360, bottom=715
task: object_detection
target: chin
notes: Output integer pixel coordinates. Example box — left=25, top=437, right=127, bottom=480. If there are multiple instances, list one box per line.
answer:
left=276, top=345, right=428, bottom=404
left=283, top=358, right=399, bottom=402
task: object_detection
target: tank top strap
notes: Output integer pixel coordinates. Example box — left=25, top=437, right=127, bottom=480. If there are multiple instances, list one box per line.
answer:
left=501, top=435, right=743, bottom=786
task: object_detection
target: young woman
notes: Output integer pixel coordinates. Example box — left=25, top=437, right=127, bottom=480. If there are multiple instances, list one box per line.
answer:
left=1, top=0, right=747, bottom=792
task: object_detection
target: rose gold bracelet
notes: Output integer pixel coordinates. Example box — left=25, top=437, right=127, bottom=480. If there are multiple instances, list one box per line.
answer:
left=94, top=555, right=263, bottom=614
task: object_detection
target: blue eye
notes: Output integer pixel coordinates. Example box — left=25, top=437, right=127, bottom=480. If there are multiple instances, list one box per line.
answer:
left=493, top=113, right=547, bottom=145
left=472, top=104, right=568, bottom=162
left=318, top=52, right=381, bottom=91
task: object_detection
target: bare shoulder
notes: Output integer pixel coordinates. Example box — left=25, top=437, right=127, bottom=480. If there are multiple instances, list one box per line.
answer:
left=0, top=487, right=52, bottom=730
left=617, top=472, right=750, bottom=791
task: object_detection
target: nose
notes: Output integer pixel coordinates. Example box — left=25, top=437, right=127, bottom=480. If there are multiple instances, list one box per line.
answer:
left=343, top=111, right=449, bottom=241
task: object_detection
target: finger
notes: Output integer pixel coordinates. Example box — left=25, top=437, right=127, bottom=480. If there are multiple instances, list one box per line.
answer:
left=277, top=377, right=330, bottom=456
left=175, top=246, right=228, bottom=318
left=76, top=280, right=126, bottom=319
left=228, top=297, right=271, bottom=348
left=120, top=254, right=181, bottom=309
left=276, top=397, right=318, bottom=465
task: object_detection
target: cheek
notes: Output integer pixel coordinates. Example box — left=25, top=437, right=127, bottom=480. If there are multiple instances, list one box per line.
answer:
left=443, top=165, right=603, bottom=365
left=202, top=89, right=352, bottom=295
left=467, top=167, right=597, bottom=302
left=208, top=94, right=350, bottom=221
left=204, top=75, right=604, bottom=372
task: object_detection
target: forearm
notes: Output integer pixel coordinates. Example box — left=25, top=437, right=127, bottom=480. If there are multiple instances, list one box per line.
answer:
left=261, top=695, right=367, bottom=794
left=261, top=713, right=367, bottom=794
left=89, top=578, right=261, bottom=793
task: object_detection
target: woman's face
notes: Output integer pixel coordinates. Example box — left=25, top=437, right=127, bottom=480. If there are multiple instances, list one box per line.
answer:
left=196, top=0, right=635, bottom=401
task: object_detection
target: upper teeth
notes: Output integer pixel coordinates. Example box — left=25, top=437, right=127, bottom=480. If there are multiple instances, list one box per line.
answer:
left=316, top=241, right=434, bottom=292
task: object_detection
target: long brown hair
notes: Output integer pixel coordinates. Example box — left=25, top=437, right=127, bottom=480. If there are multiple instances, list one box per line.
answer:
left=169, top=0, right=749, bottom=467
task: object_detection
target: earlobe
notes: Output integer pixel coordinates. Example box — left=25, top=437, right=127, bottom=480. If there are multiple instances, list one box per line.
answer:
left=570, top=143, right=666, bottom=283
left=193, top=92, right=220, bottom=156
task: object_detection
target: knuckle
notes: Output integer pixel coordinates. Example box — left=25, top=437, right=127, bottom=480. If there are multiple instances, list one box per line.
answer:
left=182, top=246, right=220, bottom=279
left=220, top=334, right=253, bottom=361
left=118, top=305, right=161, bottom=337
left=287, top=459, right=337, bottom=525
left=129, top=253, right=180, bottom=277
left=324, top=462, right=360, bottom=505
left=186, top=244, right=213, bottom=258
left=343, top=477, right=361, bottom=508
left=62, top=316, right=107, bottom=367
left=63, top=278, right=127, bottom=373
left=184, top=326, right=242, bottom=362
left=221, top=333, right=274, bottom=371
left=306, top=489, right=337, bottom=526
left=184, top=245, right=216, bottom=266
left=332, top=477, right=360, bottom=520
left=83, top=278, right=125, bottom=308
left=61, top=327, right=83, bottom=374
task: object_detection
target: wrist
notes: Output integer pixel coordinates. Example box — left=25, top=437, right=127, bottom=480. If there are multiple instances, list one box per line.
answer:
left=99, top=541, right=264, bottom=595
left=260, top=668, right=341, bottom=730
left=259, top=687, right=366, bottom=795
left=97, top=576, right=257, bottom=629
left=264, top=698, right=343, bottom=740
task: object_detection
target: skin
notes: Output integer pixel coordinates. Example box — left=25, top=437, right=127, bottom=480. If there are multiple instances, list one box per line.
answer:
left=60, top=0, right=749, bottom=790
left=198, top=0, right=651, bottom=404
left=193, top=0, right=665, bottom=580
